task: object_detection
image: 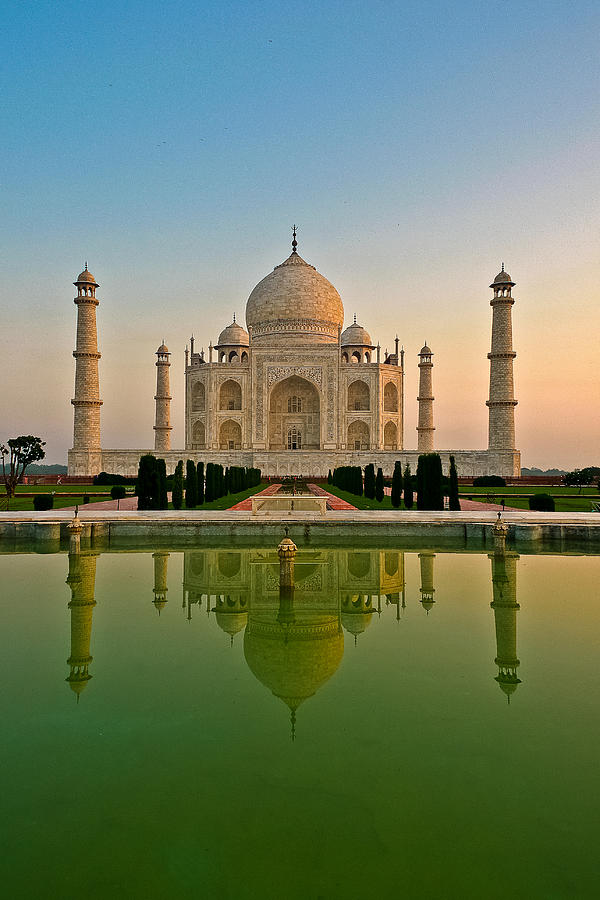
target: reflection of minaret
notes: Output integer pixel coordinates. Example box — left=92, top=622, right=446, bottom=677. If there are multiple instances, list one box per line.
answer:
left=418, top=551, right=436, bottom=613
left=66, top=552, right=98, bottom=699
left=490, top=549, right=521, bottom=702
left=152, top=551, right=170, bottom=615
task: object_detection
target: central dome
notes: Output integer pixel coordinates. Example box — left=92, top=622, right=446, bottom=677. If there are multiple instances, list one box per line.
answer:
left=245, top=251, right=344, bottom=345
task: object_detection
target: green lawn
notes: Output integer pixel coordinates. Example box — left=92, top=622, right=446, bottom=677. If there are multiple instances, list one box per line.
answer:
left=168, top=483, right=266, bottom=511
left=0, top=495, right=97, bottom=512
left=488, top=496, right=598, bottom=513
left=459, top=485, right=598, bottom=496
left=2, top=484, right=105, bottom=494
left=319, top=484, right=407, bottom=510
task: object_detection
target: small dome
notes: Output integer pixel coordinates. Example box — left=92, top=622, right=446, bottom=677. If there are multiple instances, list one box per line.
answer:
left=217, top=319, right=249, bottom=347
left=419, top=344, right=432, bottom=355
left=157, top=343, right=169, bottom=353
left=341, top=321, right=373, bottom=347
left=491, top=267, right=514, bottom=286
left=74, top=266, right=97, bottom=285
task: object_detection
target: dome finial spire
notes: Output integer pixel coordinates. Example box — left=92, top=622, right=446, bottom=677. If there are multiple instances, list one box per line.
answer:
left=84, top=261, right=88, bottom=270
left=353, top=313, right=357, bottom=324
left=501, top=262, right=504, bottom=272
left=291, top=224, right=298, bottom=254
left=233, top=312, right=236, bottom=323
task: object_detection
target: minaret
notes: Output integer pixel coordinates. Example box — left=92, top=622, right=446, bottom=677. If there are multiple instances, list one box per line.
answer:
left=419, top=551, right=436, bottom=613
left=65, top=551, right=98, bottom=699
left=154, top=342, right=172, bottom=451
left=487, top=266, right=517, bottom=449
left=489, top=548, right=521, bottom=701
left=152, top=551, right=170, bottom=614
left=417, top=344, right=434, bottom=451
left=71, top=265, right=102, bottom=450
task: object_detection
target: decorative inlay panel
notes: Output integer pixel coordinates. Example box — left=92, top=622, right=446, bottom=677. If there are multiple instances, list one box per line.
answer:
left=267, top=366, right=323, bottom=387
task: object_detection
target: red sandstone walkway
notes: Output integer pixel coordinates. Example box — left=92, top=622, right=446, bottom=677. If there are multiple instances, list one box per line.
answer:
left=229, top=483, right=282, bottom=511
left=307, top=483, right=357, bottom=510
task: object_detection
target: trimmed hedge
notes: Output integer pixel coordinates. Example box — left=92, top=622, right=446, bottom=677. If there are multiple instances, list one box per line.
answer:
left=529, top=493, right=555, bottom=512
left=473, top=475, right=506, bottom=487
left=33, top=494, right=54, bottom=510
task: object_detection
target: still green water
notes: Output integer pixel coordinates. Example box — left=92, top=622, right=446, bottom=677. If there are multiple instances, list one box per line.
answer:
left=1, top=543, right=598, bottom=899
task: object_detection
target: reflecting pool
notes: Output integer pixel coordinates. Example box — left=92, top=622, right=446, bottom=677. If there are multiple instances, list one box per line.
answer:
left=1, top=542, right=599, bottom=898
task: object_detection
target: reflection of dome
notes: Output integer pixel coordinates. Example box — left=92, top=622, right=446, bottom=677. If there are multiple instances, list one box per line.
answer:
left=66, top=673, right=91, bottom=696
left=215, top=610, right=248, bottom=638
left=244, top=613, right=343, bottom=715
left=245, top=252, right=344, bottom=345
left=217, top=319, right=249, bottom=347
left=341, top=595, right=375, bottom=641
left=74, top=266, right=97, bottom=285
left=341, top=321, right=372, bottom=347
left=495, top=673, right=521, bottom=701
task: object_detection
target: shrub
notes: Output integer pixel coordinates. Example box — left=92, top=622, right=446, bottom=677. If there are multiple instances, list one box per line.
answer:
left=529, top=493, right=555, bottom=512
left=391, top=461, right=403, bottom=508
left=110, top=485, right=126, bottom=500
left=94, top=471, right=136, bottom=485
left=375, top=467, right=384, bottom=502
left=473, top=475, right=506, bottom=487
left=83, top=495, right=90, bottom=504
left=33, top=494, right=53, bottom=510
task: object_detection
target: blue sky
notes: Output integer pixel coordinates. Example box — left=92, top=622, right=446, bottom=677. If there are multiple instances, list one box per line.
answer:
left=2, top=1, right=599, bottom=466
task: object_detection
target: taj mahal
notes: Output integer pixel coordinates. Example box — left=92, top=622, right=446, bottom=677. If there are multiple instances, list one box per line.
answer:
left=67, top=229, right=520, bottom=477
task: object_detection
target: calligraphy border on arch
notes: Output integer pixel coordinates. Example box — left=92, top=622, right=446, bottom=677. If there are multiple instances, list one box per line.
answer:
left=267, top=365, right=323, bottom=388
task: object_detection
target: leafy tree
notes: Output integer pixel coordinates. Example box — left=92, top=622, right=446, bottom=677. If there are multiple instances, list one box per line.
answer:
left=448, top=455, right=461, bottom=510
left=196, top=462, right=204, bottom=505
left=403, top=463, right=413, bottom=509
left=391, top=461, right=403, bottom=508
left=172, top=461, right=184, bottom=509
left=111, top=484, right=126, bottom=509
left=1, top=435, right=46, bottom=498
left=375, top=467, right=384, bottom=502
left=364, top=463, right=376, bottom=499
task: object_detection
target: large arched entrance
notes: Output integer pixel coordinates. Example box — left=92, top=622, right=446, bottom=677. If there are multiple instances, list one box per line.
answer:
left=268, top=375, right=321, bottom=450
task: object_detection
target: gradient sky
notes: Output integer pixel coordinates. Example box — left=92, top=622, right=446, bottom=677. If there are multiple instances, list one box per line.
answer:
left=2, top=0, right=599, bottom=468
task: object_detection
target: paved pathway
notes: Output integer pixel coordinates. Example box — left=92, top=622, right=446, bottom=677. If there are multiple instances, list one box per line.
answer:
left=307, top=483, right=357, bottom=510
left=229, top=483, right=281, bottom=511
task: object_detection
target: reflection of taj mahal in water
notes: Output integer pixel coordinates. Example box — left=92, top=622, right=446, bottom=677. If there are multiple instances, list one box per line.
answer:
left=65, top=543, right=522, bottom=726
left=68, top=230, right=520, bottom=477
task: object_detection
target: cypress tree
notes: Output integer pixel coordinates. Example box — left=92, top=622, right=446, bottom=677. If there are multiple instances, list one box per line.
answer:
left=391, top=460, right=403, bottom=508
left=197, top=461, right=204, bottom=505
left=448, top=455, right=460, bottom=510
left=364, top=463, right=376, bottom=499
left=224, top=466, right=230, bottom=496
left=205, top=463, right=214, bottom=503
left=327, top=469, right=332, bottom=485
left=431, top=453, right=444, bottom=510
left=185, top=459, right=197, bottom=508
left=215, top=464, right=224, bottom=499
left=136, top=454, right=157, bottom=510
left=416, top=455, right=427, bottom=510
left=172, top=460, right=184, bottom=509
left=403, top=463, right=413, bottom=509
left=375, top=467, right=384, bottom=502
left=157, top=458, right=168, bottom=509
